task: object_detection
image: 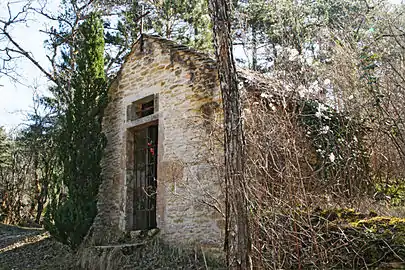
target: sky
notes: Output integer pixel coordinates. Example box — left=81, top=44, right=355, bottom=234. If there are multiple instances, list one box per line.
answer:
left=0, top=0, right=404, bottom=132
left=0, top=0, right=59, bottom=131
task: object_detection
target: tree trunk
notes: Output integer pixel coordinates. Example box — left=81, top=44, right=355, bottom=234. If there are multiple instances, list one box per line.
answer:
left=35, top=181, right=48, bottom=224
left=208, top=0, right=251, bottom=269
left=252, top=25, right=257, bottom=71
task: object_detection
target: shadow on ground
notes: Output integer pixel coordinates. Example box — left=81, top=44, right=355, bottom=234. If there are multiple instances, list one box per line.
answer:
left=0, top=223, right=75, bottom=270
left=0, top=224, right=225, bottom=270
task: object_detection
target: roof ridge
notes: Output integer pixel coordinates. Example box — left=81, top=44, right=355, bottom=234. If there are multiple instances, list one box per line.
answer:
left=140, top=34, right=215, bottom=63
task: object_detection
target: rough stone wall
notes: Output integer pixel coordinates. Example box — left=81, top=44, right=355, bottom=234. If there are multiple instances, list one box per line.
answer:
left=92, top=35, right=224, bottom=247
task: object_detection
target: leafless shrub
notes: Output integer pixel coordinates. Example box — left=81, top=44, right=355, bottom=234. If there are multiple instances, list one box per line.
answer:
left=240, top=85, right=405, bottom=268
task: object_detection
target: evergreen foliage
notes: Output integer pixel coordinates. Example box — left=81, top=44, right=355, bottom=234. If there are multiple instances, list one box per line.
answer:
left=43, top=12, right=108, bottom=249
left=104, top=0, right=212, bottom=75
left=298, top=100, right=370, bottom=195
left=1, top=0, right=405, bottom=268
left=233, top=0, right=374, bottom=71
left=0, top=127, right=11, bottom=169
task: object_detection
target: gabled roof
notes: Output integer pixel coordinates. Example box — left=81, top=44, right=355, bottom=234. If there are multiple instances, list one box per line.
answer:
left=112, top=34, right=291, bottom=101
left=109, top=34, right=217, bottom=89
left=136, top=34, right=216, bottom=65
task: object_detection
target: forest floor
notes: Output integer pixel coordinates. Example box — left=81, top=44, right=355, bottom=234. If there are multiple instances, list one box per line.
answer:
left=0, top=223, right=224, bottom=270
left=0, top=223, right=76, bottom=270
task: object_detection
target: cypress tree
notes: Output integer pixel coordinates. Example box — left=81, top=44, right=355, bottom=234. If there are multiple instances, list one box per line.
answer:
left=44, top=12, right=107, bottom=249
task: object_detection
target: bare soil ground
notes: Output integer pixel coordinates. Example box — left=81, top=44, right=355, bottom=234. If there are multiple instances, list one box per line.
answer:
left=0, top=224, right=75, bottom=270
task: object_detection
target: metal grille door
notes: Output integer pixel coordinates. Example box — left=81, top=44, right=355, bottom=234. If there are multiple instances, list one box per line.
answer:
left=133, top=124, right=158, bottom=230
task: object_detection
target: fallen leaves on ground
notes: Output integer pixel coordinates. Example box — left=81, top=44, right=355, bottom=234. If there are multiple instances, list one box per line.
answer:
left=0, top=223, right=76, bottom=270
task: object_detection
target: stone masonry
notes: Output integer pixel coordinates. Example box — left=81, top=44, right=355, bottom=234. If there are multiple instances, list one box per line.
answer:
left=91, top=35, right=224, bottom=247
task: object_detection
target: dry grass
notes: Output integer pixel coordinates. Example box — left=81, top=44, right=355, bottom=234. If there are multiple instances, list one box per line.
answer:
left=79, top=237, right=225, bottom=270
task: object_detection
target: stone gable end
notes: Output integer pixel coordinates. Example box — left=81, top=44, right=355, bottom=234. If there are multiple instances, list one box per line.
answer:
left=92, top=35, right=224, bottom=247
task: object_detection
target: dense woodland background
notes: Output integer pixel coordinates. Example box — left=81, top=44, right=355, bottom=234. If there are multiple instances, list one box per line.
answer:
left=1, top=0, right=405, bottom=269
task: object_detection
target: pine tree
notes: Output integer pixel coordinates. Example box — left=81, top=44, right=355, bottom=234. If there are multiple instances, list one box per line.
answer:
left=208, top=0, right=251, bottom=268
left=104, top=0, right=213, bottom=75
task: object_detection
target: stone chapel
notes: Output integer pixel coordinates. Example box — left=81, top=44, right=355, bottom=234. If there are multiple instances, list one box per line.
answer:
left=91, top=34, right=225, bottom=248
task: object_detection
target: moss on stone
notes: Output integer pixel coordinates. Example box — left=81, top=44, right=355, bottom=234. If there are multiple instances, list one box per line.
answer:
left=314, top=207, right=369, bottom=223
left=311, top=208, right=405, bottom=268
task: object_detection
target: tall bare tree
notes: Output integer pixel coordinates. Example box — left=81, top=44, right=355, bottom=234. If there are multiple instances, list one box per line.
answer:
left=208, top=0, right=251, bottom=268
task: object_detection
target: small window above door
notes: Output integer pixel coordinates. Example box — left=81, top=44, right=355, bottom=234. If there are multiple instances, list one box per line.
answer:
left=127, top=94, right=158, bottom=121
